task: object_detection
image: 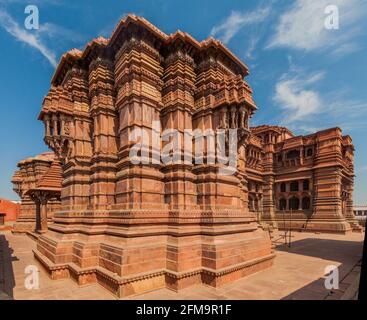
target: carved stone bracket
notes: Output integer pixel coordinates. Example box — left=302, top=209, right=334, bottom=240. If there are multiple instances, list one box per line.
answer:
left=45, top=135, right=74, bottom=164
left=238, top=128, right=251, bottom=148
left=44, top=113, right=74, bottom=164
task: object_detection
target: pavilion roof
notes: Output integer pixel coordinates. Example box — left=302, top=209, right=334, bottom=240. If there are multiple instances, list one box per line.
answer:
left=30, top=159, right=62, bottom=193
left=251, top=125, right=294, bottom=137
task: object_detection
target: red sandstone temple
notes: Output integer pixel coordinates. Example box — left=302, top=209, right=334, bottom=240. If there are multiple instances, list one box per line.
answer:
left=11, top=15, right=360, bottom=297
left=12, top=152, right=61, bottom=234
left=250, top=125, right=360, bottom=234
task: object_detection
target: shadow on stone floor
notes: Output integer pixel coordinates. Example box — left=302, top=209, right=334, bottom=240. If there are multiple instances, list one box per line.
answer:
left=281, top=277, right=334, bottom=300
left=281, top=263, right=361, bottom=300
left=0, top=234, right=17, bottom=299
left=275, top=237, right=364, bottom=263
left=276, top=237, right=364, bottom=300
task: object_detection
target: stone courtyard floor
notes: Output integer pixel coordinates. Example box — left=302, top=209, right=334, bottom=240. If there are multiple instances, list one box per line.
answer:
left=0, top=230, right=364, bottom=300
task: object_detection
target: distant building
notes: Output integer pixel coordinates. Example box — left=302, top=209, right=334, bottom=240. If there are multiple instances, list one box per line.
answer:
left=354, top=205, right=367, bottom=216
left=251, top=125, right=361, bottom=234
left=0, top=198, right=20, bottom=222
left=353, top=205, right=367, bottom=226
left=0, top=198, right=20, bottom=230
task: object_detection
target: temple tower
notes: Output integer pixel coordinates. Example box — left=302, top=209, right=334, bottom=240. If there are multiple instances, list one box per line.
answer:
left=33, top=15, right=274, bottom=297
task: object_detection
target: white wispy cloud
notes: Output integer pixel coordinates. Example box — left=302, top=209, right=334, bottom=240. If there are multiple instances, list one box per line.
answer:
left=273, top=61, right=367, bottom=133
left=0, top=8, right=84, bottom=68
left=210, top=6, right=271, bottom=44
left=0, top=9, right=57, bottom=67
left=245, top=35, right=260, bottom=60
left=267, top=0, right=366, bottom=55
left=331, top=42, right=360, bottom=58
left=274, top=71, right=325, bottom=123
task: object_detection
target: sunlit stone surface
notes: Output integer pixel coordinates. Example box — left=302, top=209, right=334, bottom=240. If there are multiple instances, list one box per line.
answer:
left=10, top=15, right=359, bottom=298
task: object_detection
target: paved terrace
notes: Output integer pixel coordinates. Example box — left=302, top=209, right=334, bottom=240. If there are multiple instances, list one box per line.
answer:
left=0, top=231, right=364, bottom=300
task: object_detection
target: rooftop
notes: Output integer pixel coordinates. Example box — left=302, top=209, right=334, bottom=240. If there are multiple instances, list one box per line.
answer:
left=51, top=14, right=250, bottom=86
left=251, top=125, right=294, bottom=137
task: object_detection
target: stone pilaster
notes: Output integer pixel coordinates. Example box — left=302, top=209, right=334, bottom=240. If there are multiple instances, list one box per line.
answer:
left=114, top=33, right=165, bottom=210
left=63, top=68, right=92, bottom=210
left=161, top=47, right=197, bottom=211
left=261, top=133, right=277, bottom=229
left=88, top=57, right=118, bottom=209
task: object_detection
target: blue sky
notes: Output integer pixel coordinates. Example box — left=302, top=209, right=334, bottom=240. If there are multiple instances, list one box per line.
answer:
left=0, top=0, right=366, bottom=203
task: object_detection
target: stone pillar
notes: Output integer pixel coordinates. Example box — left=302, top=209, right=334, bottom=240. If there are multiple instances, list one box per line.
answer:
left=238, top=145, right=249, bottom=210
left=45, top=115, right=51, bottom=136
left=230, top=106, right=236, bottom=128
left=52, top=114, right=59, bottom=136
left=39, top=195, right=48, bottom=233
left=34, top=198, right=41, bottom=233
left=59, top=114, right=66, bottom=136
left=219, top=107, right=227, bottom=128
left=262, top=137, right=277, bottom=228
left=239, top=106, right=245, bottom=129
left=245, top=111, right=249, bottom=129
left=30, top=192, right=50, bottom=233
